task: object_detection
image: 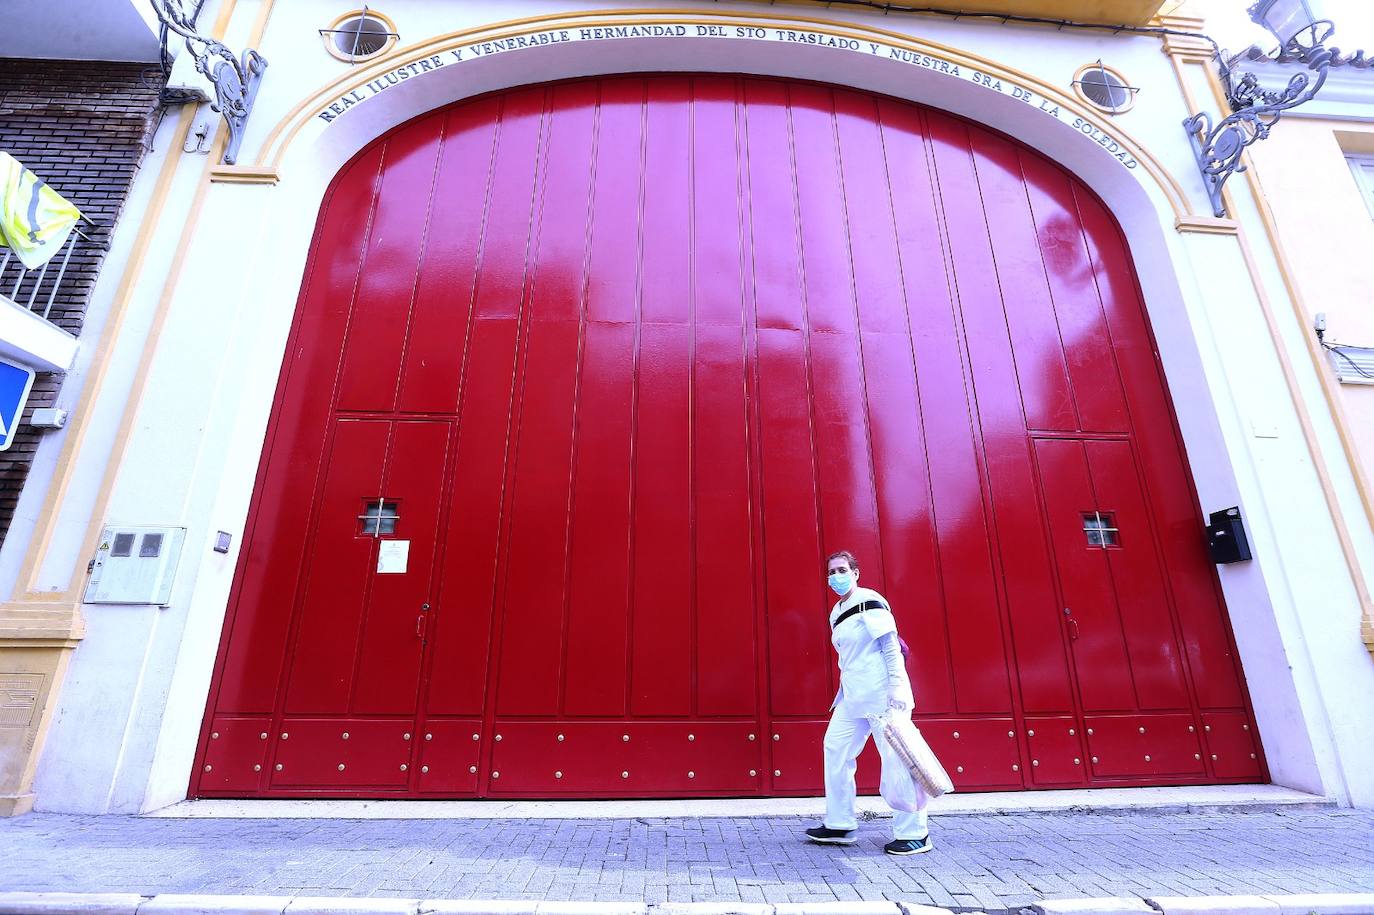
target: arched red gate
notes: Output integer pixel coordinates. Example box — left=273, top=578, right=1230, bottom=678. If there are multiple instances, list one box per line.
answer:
left=192, top=75, right=1264, bottom=798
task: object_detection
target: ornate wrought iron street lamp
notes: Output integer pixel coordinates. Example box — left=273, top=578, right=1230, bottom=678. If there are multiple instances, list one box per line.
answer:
left=1184, top=0, right=1336, bottom=218
left=149, top=0, right=268, bottom=166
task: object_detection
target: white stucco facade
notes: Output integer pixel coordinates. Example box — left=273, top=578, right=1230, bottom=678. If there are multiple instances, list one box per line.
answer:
left=4, top=0, right=1373, bottom=813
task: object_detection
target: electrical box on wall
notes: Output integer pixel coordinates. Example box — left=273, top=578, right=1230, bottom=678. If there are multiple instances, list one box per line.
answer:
left=85, top=526, right=187, bottom=605
left=1206, top=508, right=1252, bottom=564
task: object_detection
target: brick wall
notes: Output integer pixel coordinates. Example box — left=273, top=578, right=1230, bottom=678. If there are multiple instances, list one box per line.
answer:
left=0, top=59, right=164, bottom=547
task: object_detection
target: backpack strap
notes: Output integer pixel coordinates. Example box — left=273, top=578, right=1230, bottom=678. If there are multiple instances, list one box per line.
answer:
left=831, top=598, right=889, bottom=630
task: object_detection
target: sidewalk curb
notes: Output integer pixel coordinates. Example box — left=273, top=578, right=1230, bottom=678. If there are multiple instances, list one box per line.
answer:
left=0, top=895, right=1370, bottom=915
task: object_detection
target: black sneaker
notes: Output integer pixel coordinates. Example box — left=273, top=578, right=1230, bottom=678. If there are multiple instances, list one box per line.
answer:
left=804, top=825, right=856, bottom=845
left=884, top=835, right=933, bottom=856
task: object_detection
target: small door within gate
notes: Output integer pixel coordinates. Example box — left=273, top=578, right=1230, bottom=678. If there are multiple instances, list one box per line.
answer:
left=193, top=76, right=1264, bottom=799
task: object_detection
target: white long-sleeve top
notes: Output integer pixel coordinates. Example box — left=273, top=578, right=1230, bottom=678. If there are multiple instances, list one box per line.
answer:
left=828, top=586, right=913, bottom=718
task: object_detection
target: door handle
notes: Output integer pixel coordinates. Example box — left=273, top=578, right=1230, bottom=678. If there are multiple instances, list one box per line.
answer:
left=1064, top=607, right=1080, bottom=641
left=416, top=613, right=427, bottom=639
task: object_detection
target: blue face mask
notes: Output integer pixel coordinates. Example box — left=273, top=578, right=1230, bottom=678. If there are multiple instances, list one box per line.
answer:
left=828, top=571, right=854, bottom=596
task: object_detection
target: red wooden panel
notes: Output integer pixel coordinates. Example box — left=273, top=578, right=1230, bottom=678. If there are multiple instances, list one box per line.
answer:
left=200, top=717, right=272, bottom=793
left=791, top=85, right=854, bottom=335
left=1085, top=439, right=1190, bottom=710
left=811, top=331, right=883, bottom=582
left=271, top=719, right=413, bottom=789
left=630, top=325, right=693, bottom=715
left=1025, top=715, right=1087, bottom=787
left=769, top=721, right=880, bottom=795
left=424, top=318, right=520, bottom=716
left=471, top=88, right=546, bottom=321
left=495, top=318, right=580, bottom=715
left=1201, top=711, right=1263, bottom=779
left=693, top=333, right=755, bottom=717
left=335, top=114, right=444, bottom=413
left=415, top=719, right=482, bottom=794
left=860, top=331, right=948, bottom=715
left=967, top=127, right=1076, bottom=432
left=353, top=421, right=450, bottom=715
left=639, top=77, right=691, bottom=326
left=757, top=327, right=825, bottom=717
left=283, top=420, right=389, bottom=714
left=585, top=79, right=643, bottom=325
left=742, top=79, right=804, bottom=332
left=834, top=89, right=909, bottom=336
left=563, top=322, right=635, bottom=715
left=213, top=144, right=386, bottom=714
left=489, top=723, right=763, bottom=794
left=691, top=77, right=744, bottom=327
left=1085, top=713, right=1204, bottom=779
left=1075, top=187, right=1246, bottom=711
left=528, top=81, right=596, bottom=325
left=1021, top=154, right=1129, bottom=433
left=1034, top=437, right=1136, bottom=712
left=926, top=112, right=1028, bottom=716
left=398, top=99, right=499, bottom=414
left=918, top=717, right=1024, bottom=790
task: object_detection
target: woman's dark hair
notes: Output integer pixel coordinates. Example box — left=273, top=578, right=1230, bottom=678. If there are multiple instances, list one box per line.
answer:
left=825, top=550, right=859, bottom=572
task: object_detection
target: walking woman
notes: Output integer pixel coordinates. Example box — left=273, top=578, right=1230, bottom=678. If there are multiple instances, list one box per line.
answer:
left=804, top=550, right=932, bottom=855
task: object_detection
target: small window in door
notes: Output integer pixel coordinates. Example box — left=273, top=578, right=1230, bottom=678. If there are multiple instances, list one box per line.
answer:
left=358, top=499, right=400, bottom=536
left=1082, top=512, right=1120, bottom=548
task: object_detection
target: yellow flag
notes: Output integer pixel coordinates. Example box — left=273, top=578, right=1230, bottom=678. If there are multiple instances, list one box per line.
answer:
left=0, top=152, right=83, bottom=270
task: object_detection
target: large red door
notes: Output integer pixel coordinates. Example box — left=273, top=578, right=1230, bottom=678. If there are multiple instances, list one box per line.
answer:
left=193, top=76, right=1264, bottom=798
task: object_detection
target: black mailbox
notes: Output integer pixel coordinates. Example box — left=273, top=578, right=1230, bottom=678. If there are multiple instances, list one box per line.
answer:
left=1206, top=507, right=1252, bottom=564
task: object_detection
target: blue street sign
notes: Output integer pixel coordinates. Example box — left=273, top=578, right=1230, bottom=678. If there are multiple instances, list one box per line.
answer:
left=0, top=358, right=36, bottom=451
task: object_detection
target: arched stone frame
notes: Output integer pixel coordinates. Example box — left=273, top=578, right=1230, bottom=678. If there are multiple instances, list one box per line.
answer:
left=135, top=10, right=1328, bottom=809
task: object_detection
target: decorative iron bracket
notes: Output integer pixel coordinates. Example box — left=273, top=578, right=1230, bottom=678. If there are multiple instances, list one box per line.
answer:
left=150, top=0, right=268, bottom=165
left=1183, top=17, right=1333, bottom=219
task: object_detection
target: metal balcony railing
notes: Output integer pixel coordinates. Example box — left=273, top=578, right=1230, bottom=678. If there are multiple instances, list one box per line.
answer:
left=0, top=226, right=91, bottom=325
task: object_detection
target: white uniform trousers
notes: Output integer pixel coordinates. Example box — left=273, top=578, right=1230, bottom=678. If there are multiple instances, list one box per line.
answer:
left=822, top=712, right=929, bottom=840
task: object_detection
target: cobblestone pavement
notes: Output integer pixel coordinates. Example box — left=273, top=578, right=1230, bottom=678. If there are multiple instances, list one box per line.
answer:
left=2, top=809, right=1372, bottom=911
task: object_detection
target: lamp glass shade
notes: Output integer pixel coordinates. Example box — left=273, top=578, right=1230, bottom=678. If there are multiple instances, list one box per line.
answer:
left=1248, top=0, right=1324, bottom=48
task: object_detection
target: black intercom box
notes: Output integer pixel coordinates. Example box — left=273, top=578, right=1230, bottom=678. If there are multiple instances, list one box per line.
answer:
left=1206, top=507, right=1252, bottom=564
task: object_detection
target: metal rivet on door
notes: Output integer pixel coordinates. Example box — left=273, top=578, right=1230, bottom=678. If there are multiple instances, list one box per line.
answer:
left=337, top=764, right=345, bottom=771
left=204, top=765, right=212, bottom=772
left=400, top=764, right=407, bottom=771
left=211, top=732, right=219, bottom=739
left=421, top=766, right=428, bottom=773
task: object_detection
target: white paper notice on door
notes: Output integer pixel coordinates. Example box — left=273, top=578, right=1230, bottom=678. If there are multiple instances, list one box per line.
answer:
left=377, top=539, right=410, bottom=574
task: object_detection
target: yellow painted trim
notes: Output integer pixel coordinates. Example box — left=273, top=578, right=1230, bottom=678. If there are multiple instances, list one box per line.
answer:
left=1174, top=215, right=1238, bottom=234
left=1167, top=51, right=1374, bottom=658
left=320, top=7, right=400, bottom=64
left=7, top=104, right=199, bottom=605
left=750, top=0, right=1169, bottom=27
left=249, top=8, right=1192, bottom=219
left=209, top=165, right=280, bottom=185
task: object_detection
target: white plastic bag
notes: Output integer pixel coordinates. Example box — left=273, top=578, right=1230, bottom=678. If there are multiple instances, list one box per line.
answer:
left=872, top=711, right=955, bottom=798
